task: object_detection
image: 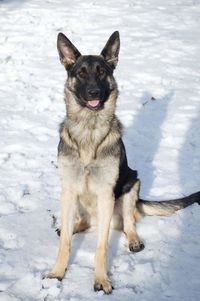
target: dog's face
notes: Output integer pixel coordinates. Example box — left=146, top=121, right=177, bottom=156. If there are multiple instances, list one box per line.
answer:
left=57, top=31, right=120, bottom=110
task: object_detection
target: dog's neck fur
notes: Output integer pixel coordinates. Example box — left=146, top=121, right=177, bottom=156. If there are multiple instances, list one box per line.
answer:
left=62, top=87, right=122, bottom=164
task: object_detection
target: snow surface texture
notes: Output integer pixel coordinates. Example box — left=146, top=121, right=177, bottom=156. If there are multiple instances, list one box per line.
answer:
left=0, top=0, right=200, bottom=300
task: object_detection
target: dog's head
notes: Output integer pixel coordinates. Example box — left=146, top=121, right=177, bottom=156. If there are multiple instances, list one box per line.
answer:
left=57, top=31, right=120, bottom=111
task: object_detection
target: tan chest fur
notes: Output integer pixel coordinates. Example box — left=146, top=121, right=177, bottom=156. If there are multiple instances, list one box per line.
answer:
left=58, top=153, right=119, bottom=217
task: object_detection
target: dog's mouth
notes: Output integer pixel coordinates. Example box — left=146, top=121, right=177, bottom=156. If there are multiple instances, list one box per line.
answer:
left=86, top=99, right=101, bottom=109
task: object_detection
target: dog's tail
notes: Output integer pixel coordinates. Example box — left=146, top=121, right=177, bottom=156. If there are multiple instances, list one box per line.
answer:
left=136, top=191, right=200, bottom=216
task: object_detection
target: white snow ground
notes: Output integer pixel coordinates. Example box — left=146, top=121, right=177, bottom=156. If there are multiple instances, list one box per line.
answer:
left=0, top=0, right=200, bottom=300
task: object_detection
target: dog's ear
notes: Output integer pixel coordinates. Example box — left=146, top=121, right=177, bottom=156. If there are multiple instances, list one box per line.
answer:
left=100, top=31, right=120, bottom=69
left=57, top=33, right=81, bottom=70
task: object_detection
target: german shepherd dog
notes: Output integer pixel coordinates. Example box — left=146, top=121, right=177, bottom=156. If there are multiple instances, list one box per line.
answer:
left=47, top=31, right=200, bottom=294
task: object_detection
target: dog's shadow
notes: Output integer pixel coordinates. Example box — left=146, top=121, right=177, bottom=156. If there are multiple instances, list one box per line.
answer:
left=123, top=90, right=174, bottom=197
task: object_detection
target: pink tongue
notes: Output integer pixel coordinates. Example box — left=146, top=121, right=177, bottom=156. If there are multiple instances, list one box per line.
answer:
left=87, top=99, right=100, bottom=107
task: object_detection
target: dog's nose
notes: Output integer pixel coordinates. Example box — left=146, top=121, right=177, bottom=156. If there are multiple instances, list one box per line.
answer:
left=87, top=88, right=100, bottom=98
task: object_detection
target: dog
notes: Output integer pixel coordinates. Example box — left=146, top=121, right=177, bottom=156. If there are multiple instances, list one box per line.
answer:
left=47, top=31, right=200, bottom=294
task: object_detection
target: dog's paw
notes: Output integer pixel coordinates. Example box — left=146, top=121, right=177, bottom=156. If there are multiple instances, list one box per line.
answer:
left=94, top=278, right=113, bottom=294
left=129, top=240, right=145, bottom=253
left=46, top=270, right=65, bottom=281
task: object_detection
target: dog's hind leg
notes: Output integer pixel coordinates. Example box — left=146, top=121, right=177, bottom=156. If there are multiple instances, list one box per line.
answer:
left=73, top=219, right=90, bottom=234
left=122, top=180, right=144, bottom=252
left=56, top=218, right=90, bottom=236
left=47, top=189, right=77, bottom=280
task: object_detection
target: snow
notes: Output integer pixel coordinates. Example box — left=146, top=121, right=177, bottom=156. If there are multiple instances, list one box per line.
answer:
left=0, top=0, right=200, bottom=300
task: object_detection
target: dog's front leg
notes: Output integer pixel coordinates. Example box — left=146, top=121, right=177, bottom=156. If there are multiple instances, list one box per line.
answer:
left=47, top=189, right=77, bottom=280
left=94, top=191, right=114, bottom=294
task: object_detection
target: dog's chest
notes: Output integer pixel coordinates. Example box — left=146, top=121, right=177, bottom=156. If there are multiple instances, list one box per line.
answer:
left=69, top=116, right=109, bottom=163
left=58, top=155, right=118, bottom=197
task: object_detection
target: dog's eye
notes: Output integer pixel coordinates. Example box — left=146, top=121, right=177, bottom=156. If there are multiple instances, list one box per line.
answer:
left=78, top=67, right=87, bottom=78
left=78, top=71, right=86, bottom=78
left=78, top=71, right=85, bottom=78
left=96, top=65, right=105, bottom=77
